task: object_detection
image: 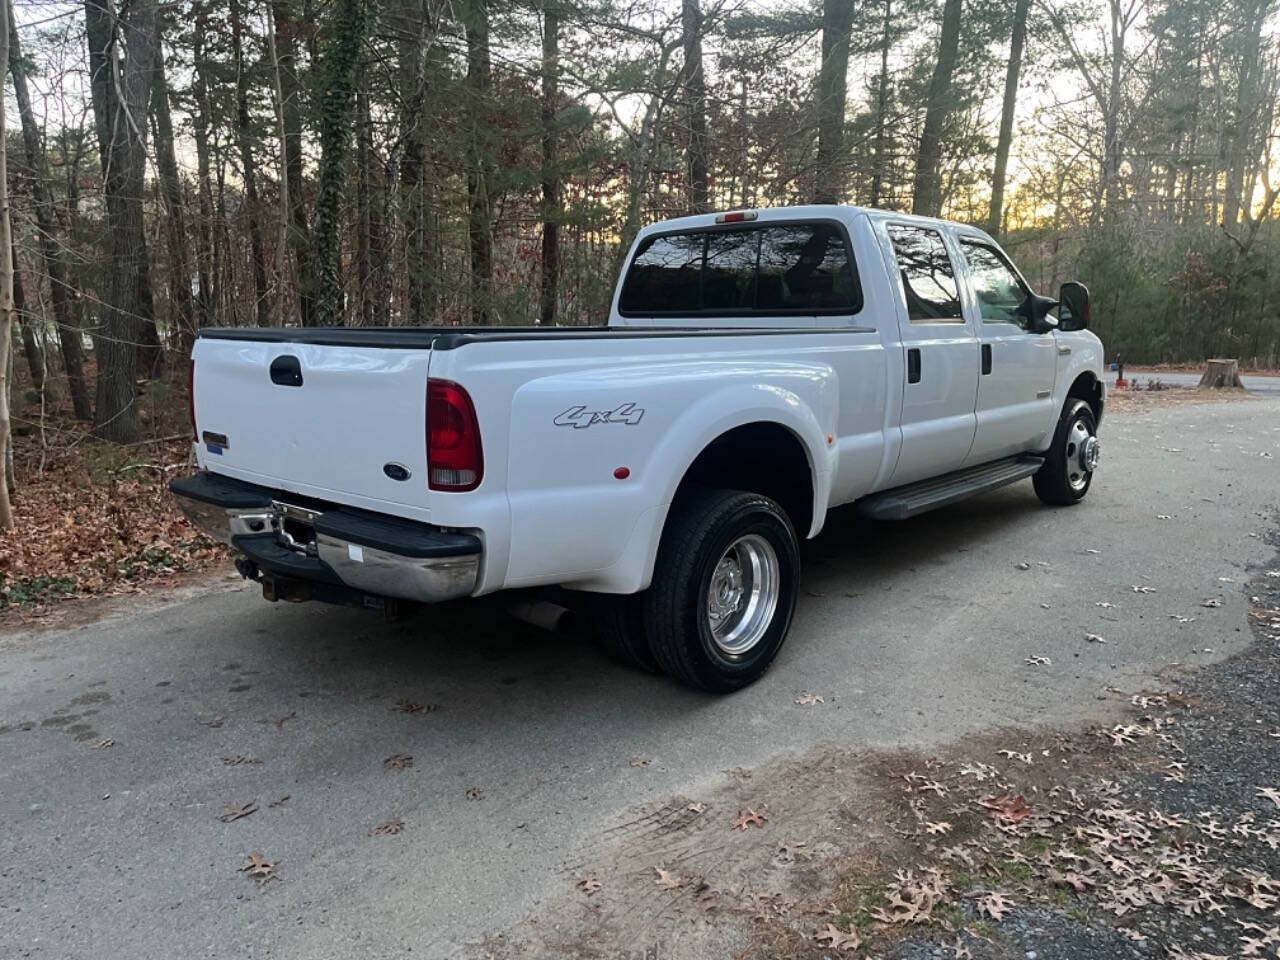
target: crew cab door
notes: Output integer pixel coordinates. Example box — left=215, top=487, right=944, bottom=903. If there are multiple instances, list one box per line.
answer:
left=884, top=223, right=980, bottom=486
left=955, top=237, right=1058, bottom=465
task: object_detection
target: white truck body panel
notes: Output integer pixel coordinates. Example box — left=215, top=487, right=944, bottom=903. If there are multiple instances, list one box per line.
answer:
left=186, top=204, right=1104, bottom=601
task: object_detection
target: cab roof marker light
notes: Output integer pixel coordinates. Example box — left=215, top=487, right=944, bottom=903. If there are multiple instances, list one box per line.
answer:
left=714, top=211, right=758, bottom=224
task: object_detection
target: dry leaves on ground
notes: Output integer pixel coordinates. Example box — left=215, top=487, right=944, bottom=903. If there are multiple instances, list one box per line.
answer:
left=383, top=754, right=413, bottom=771
left=628, top=755, right=651, bottom=767
left=978, top=793, right=1031, bottom=824
left=87, top=737, right=114, bottom=749
left=653, top=866, right=681, bottom=889
left=218, top=801, right=259, bottom=823
left=814, top=922, right=862, bottom=950
left=393, top=699, right=438, bottom=714
left=576, top=876, right=602, bottom=896
left=465, top=787, right=483, bottom=801
left=795, top=692, right=824, bottom=705
left=240, top=852, right=278, bottom=885
left=732, top=809, right=767, bottom=830
left=221, top=755, right=261, bottom=766
left=369, top=819, right=405, bottom=836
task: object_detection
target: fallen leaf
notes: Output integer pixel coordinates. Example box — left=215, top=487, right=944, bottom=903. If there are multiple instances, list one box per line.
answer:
left=199, top=716, right=225, bottom=728
left=239, top=851, right=278, bottom=885
left=258, top=711, right=296, bottom=729
left=687, top=802, right=706, bottom=814
left=576, top=876, right=601, bottom=896
left=628, top=755, right=651, bottom=767
left=1257, top=787, right=1280, bottom=809
left=383, top=754, right=413, bottom=771
left=1131, top=585, right=1157, bottom=593
left=369, top=819, right=405, bottom=836
left=87, top=737, right=115, bottom=749
left=393, top=699, right=438, bottom=714
left=925, top=821, right=953, bottom=835
left=1086, top=633, right=1108, bottom=644
left=732, top=809, right=767, bottom=830
left=653, top=866, right=681, bottom=889
left=268, top=795, right=290, bottom=808
left=1170, top=615, right=1195, bottom=623
left=814, top=922, right=861, bottom=951
left=1095, top=601, right=1115, bottom=609
left=1201, top=597, right=1223, bottom=608
left=1156, top=514, right=1172, bottom=520
left=794, top=692, right=824, bottom=705
left=218, top=801, right=259, bottom=823
left=1025, top=655, right=1051, bottom=666
left=465, top=787, right=483, bottom=801
left=979, top=793, right=1031, bottom=824
left=221, top=755, right=262, bottom=766
left=976, top=890, right=1014, bottom=921
left=1015, top=562, right=1030, bottom=571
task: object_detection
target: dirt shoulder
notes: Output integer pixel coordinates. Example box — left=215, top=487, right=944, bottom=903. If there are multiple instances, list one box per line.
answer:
left=491, top=528, right=1280, bottom=960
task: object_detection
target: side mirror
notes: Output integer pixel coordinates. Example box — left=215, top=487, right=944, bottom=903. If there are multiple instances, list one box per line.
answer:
left=1020, top=294, right=1059, bottom=334
left=1058, top=281, right=1091, bottom=331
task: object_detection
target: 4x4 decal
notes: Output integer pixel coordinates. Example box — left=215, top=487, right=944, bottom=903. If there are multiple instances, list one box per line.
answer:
left=553, top=402, right=645, bottom=429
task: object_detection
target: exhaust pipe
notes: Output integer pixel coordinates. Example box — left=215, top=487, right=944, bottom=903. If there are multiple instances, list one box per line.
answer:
left=505, top=598, right=576, bottom=634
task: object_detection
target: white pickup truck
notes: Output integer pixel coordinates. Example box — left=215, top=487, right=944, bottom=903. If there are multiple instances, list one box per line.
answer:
left=172, top=205, right=1103, bottom=693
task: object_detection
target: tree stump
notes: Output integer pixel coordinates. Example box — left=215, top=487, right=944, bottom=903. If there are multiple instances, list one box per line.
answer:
left=1198, top=358, right=1243, bottom=389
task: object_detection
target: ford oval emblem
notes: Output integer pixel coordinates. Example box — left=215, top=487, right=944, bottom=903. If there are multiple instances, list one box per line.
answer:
left=383, top=462, right=411, bottom=482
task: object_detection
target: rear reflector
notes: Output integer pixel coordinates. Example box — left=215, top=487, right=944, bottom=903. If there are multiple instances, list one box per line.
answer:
left=188, top=359, right=197, bottom=440
left=427, top=379, right=483, bottom=492
left=715, top=211, right=758, bottom=224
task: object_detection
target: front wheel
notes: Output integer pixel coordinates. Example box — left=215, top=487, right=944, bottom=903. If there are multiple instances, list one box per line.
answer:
left=643, top=489, right=800, bottom=693
left=1034, top=399, right=1099, bottom=506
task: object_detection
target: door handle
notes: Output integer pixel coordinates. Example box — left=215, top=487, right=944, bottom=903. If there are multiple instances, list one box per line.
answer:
left=1057, top=345, right=1072, bottom=356
left=981, top=343, right=992, bottom=375
left=907, top=348, right=921, bottom=384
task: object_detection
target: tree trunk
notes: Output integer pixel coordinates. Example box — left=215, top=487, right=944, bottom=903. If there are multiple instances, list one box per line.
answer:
left=0, top=0, right=12, bottom=526
left=312, top=0, right=371, bottom=325
left=911, top=0, right=962, bottom=217
left=271, top=0, right=315, bottom=325
left=682, top=0, right=709, bottom=213
left=149, top=22, right=198, bottom=351
left=85, top=0, right=158, bottom=442
left=466, top=0, right=494, bottom=324
left=1221, top=0, right=1267, bottom=230
left=13, top=249, right=44, bottom=394
left=356, top=67, right=373, bottom=326
left=231, top=0, right=271, bottom=327
left=7, top=0, right=90, bottom=419
left=191, top=1, right=217, bottom=327
left=397, top=0, right=431, bottom=325
left=540, top=0, right=561, bottom=325
left=1198, top=358, right=1243, bottom=388
left=869, top=0, right=891, bottom=208
left=813, top=0, right=853, bottom=204
left=987, top=0, right=1029, bottom=237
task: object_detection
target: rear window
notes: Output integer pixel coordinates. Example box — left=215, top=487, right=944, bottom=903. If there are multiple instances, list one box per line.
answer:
left=618, top=221, right=862, bottom=316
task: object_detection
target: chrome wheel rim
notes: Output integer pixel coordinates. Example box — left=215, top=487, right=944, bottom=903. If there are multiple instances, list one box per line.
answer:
left=706, top=534, right=779, bottom=655
left=1065, top=418, right=1095, bottom=491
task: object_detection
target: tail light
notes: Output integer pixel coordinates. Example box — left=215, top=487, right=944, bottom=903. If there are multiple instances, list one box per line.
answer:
left=188, top=359, right=197, bottom=440
left=427, top=379, right=483, bottom=491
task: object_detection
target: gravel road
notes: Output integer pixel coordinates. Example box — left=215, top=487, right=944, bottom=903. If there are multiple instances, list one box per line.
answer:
left=1, top=396, right=1277, bottom=959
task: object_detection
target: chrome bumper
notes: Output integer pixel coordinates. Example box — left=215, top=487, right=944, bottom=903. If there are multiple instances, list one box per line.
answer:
left=172, top=473, right=480, bottom=604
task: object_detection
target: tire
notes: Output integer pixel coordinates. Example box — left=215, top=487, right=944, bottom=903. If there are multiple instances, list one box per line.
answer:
left=588, top=592, right=660, bottom=673
left=1034, top=399, right=1099, bottom=506
left=643, top=489, right=800, bottom=694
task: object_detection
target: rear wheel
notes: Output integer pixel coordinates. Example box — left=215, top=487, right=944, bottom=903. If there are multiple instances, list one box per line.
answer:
left=588, top=592, right=659, bottom=672
left=643, top=489, right=800, bottom=693
left=1034, top=399, right=1099, bottom=506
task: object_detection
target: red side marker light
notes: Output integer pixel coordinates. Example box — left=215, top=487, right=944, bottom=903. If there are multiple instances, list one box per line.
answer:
left=613, top=467, right=631, bottom=480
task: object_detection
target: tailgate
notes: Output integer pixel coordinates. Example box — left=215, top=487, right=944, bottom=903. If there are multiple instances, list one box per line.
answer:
left=192, top=337, right=434, bottom=520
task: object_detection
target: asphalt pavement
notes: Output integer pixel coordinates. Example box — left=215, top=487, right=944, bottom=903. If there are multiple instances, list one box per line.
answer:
left=2, top=396, right=1278, bottom=959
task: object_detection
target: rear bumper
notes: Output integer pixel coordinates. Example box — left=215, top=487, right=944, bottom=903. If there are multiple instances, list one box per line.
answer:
left=170, top=472, right=481, bottom=604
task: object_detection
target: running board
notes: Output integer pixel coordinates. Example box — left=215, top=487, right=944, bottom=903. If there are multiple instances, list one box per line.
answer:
left=857, top=455, right=1046, bottom=521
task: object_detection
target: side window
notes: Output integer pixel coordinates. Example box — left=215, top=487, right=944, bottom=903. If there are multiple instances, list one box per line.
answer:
left=887, top=225, right=962, bottom=322
left=758, top=224, right=860, bottom=311
left=960, top=240, right=1029, bottom=325
left=618, top=233, right=703, bottom=313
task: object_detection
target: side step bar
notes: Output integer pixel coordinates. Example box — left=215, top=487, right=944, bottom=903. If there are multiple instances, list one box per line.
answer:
left=857, top=455, right=1045, bottom=521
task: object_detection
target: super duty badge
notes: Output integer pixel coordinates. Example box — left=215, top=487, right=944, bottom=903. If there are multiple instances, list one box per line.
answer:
left=553, top=402, right=645, bottom=429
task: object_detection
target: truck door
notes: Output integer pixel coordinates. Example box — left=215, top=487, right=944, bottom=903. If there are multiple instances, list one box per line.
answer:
left=955, top=237, right=1058, bottom=466
left=884, top=223, right=980, bottom=486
